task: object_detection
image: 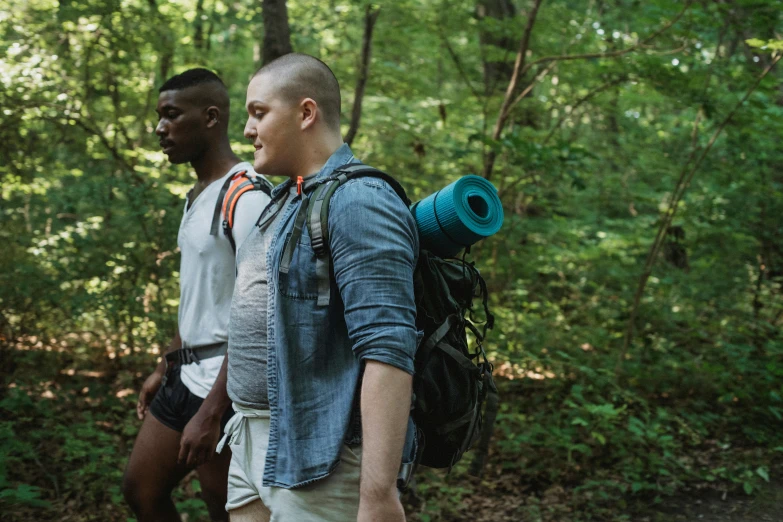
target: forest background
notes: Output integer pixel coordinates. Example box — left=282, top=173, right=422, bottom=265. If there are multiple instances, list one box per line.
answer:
left=2, top=0, right=782, bottom=520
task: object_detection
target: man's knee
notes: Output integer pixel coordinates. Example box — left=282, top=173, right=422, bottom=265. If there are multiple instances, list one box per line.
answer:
left=121, top=469, right=142, bottom=512
left=122, top=467, right=170, bottom=515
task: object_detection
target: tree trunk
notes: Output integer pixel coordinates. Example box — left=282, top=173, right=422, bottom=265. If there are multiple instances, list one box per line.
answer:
left=261, top=0, right=293, bottom=65
left=194, top=0, right=205, bottom=49
left=476, top=0, right=516, bottom=95
left=344, top=6, right=380, bottom=147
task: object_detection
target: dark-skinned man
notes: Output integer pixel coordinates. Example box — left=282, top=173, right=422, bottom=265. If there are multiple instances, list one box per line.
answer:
left=220, top=53, right=417, bottom=521
left=122, top=68, right=270, bottom=522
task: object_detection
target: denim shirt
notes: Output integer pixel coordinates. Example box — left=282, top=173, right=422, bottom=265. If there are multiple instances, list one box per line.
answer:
left=260, top=144, right=420, bottom=488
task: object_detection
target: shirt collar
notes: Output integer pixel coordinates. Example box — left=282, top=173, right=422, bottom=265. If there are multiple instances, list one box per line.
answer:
left=269, top=143, right=357, bottom=199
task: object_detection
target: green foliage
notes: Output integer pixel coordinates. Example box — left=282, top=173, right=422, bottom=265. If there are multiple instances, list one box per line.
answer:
left=2, top=0, right=783, bottom=520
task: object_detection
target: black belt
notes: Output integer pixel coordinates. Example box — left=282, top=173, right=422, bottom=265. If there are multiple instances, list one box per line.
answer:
left=164, top=342, right=227, bottom=366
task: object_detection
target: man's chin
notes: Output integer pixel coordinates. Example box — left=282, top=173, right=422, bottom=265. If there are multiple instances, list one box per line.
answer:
left=167, top=153, right=190, bottom=165
left=253, top=159, right=269, bottom=174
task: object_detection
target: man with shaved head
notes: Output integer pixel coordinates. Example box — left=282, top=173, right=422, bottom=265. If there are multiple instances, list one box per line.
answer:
left=122, top=68, right=270, bottom=521
left=221, top=53, right=418, bottom=521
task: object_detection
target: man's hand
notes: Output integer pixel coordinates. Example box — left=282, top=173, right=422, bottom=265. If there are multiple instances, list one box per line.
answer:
left=178, top=407, right=222, bottom=468
left=358, top=487, right=406, bottom=522
left=136, top=369, right=164, bottom=420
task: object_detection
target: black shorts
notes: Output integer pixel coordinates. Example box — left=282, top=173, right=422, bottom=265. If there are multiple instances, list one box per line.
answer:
left=149, top=363, right=234, bottom=434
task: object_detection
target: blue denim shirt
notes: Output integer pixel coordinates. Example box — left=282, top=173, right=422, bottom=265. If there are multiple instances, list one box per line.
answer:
left=260, top=144, right=420, bottom=488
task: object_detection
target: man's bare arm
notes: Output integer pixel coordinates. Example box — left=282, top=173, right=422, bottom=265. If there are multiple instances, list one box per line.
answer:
left=358, top=360, right=412, bottom=522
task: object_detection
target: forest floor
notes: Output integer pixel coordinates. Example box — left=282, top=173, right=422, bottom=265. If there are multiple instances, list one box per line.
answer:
left=403, top=473, right=783, bottom=521
left=4, top=340, right=783, bottom=521
left=645, top=480, right=783, bottom=522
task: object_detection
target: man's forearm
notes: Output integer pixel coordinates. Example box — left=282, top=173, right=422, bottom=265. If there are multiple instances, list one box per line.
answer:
left=359, top=359, right=413, bottom=499
left=198, top=355, right=231, bottom=419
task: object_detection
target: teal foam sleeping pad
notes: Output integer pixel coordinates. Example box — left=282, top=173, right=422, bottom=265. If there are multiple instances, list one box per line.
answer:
left=410, top=175, right=504, bottom=258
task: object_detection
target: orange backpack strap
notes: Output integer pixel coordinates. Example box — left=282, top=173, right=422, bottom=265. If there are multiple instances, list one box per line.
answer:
left=216, top=171, right=273, bottom=253
left=210, top=170, right=247, bottom=237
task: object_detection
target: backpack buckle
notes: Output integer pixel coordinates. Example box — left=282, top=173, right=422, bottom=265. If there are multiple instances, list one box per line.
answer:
left=310, top=235, right=325, bottom=256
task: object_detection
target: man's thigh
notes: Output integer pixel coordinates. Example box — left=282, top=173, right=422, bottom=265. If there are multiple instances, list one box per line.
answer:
left=225, top=414, right=361, bottom=521
left=260, top=445, right=362, bottom=521
left=124, top=413, right=190, bottom=496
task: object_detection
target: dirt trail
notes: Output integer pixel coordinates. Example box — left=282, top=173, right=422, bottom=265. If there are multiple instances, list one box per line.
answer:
left=641, top=481, right=783, bottom=522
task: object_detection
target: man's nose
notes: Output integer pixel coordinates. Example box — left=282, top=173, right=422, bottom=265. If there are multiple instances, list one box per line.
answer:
left=243, top=118, right=255, bottom=140
left=155, top=120, right=166, bottom=136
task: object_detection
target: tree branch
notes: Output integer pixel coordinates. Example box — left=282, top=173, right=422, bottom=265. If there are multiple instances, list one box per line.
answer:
left=483, top=0, right=544, bottom=180
left=344, top=5, right=380, bottom=147
left=505, top=60, right=556, bottom=116
left=543, top=75, right=628, bottom=144
left=439, top=31, right=482, bottom=101
left=519, top=0, right=692, bottom=78
left=482, top=0, right=692, bottom=181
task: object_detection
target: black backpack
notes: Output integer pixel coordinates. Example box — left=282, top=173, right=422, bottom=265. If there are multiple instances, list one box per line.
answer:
left=282, top=163, right=499, bottom=471
left=208, top=169, right=273, bottom=252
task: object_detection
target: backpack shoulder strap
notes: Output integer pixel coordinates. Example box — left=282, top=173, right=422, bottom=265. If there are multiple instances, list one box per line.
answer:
left=210, top=170, right=273, bottom=253
left=210, top=172, right=243, bottom=237
left=310, top=164, right=411, bottom=256
left=305, top=163, right=411, bottom=306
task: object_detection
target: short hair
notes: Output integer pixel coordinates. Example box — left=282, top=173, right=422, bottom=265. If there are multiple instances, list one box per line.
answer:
left=159, top=68, right=225, bottom=93
left=254, top=53, right=341, bottom=130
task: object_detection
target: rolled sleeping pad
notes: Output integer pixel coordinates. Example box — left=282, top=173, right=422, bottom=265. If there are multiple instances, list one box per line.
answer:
left=410, top=175, right=504, bottom=258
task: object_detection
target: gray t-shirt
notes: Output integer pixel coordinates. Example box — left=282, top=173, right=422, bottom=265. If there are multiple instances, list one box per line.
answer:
left=227, top=186, right=296, bottom=409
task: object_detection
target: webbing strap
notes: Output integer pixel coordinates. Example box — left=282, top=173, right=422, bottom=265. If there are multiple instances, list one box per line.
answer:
left=309, top=175, right=346, bottom=306
left=331, top=165, right=412, bottom=206
left=436, top=341, right=479, bottom=372
left=422, top=315, right=458, bottom=353
left=315, top=256, right=331, bottom=306
left=308, top=181, right=334, bottom=257
left=210, top=173, right=243, bottom=236
left=455, top=385, right=481, bottom=467
left=279, top=195, right=310, bottom=275
left=256, top=191, right=289, bottom=230
left=164, top=342, right=228, bottom=366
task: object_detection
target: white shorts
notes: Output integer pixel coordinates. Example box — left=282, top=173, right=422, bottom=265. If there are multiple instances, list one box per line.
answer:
left=221, top=405, right=362, bottom=520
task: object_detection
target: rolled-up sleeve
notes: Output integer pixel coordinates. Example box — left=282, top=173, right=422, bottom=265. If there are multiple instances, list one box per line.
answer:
left=328, top=178, right=419, bottom=374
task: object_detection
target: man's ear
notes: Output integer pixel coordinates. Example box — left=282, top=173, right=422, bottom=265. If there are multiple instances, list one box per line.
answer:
left=300, top=98, right=318, bottom=130
left=206, top=106, right=220, bottom=128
